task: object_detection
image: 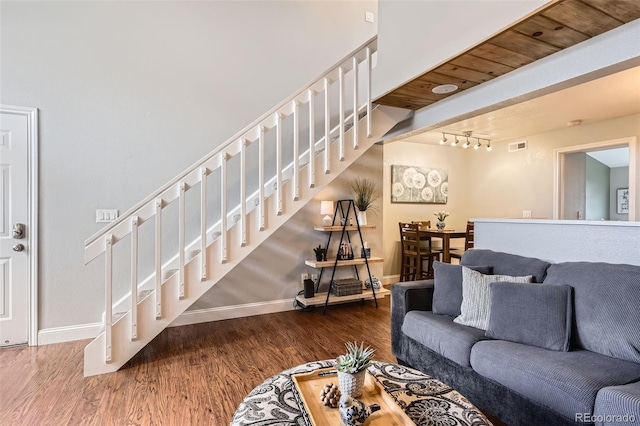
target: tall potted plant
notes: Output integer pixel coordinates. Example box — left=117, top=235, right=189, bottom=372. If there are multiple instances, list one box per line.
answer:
left=349, top=178, right=379, bottom=226
left=335, top=341, right=375, bottom=397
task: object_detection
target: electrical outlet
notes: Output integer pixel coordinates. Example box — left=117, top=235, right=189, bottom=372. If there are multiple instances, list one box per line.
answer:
left=301, top=273, right=309, bottom=284
left=311, top=273, right=318, bottom=282
left=522, top=210, right=532, bottom=219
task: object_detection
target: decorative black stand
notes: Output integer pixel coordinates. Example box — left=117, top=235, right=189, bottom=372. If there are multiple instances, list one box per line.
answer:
left=316, top=199, right=377, bottom=314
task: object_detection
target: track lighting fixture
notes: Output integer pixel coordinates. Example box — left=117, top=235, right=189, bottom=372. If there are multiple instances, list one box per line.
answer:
left=437, top=131, right=491, bottom=153
left=439, top=133, right=447, bottom=145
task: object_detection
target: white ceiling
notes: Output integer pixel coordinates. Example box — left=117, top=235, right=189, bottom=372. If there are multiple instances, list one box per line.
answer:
left=587, top=147, right=629, bottom=168
left=403, top=65, right=640, bottom=147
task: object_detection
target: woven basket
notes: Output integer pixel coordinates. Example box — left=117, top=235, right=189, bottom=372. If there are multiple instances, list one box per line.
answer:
left=337, top=370, right=366, bottom=398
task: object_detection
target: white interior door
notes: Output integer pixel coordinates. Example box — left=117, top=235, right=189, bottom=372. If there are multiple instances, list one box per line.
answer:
left=0, top=109, right=32, bottom=346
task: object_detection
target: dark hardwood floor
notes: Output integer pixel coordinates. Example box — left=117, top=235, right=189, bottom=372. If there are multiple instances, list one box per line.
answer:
left=0, top=298, right=397, bottom=425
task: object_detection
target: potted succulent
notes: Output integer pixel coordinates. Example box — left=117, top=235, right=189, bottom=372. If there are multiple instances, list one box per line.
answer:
left=349, top=178, right=379, bottom=226
left=335, top=341, right=375, bottom=397
left=313, top=244, right=326, bottom=262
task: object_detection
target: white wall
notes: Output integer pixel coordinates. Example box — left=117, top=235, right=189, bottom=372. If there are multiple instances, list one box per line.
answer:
left=465, top=114, right=640, bottom=220
left=611, top=167, right=630, bottom=220
left=0, top=1, right=377, bottom=329
left=563, top=152, right=586, bottom=220
left=475, top=219, right=640, bottom=266
left=374, top=0, right=548, bottom=99
left=585, top=156, right=610, bottom=220
left=382, top=141, right=470, bottom=277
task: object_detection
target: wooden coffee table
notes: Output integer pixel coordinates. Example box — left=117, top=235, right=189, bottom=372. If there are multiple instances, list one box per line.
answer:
left=230, top=360, right=492, bottom=425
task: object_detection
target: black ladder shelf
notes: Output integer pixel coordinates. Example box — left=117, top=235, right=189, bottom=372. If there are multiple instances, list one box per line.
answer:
left=317, top=199, right=377, bottom=314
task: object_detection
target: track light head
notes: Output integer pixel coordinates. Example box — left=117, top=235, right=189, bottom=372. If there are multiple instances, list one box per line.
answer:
left=450, top=136, right=459, bottom=147
left=486, top=141, right=492, bottom=152
left=439, top=133, right=447, bottom=145
left=462, top=137, right=470, bottom=149
left=474, top=140, right=481, bottom=150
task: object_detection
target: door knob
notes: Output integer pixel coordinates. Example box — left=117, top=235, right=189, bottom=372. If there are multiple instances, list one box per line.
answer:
left=12, top=244, right=25, bottom=252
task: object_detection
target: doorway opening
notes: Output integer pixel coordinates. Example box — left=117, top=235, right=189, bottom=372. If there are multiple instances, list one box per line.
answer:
left=554, top=137, right=638, bottom=221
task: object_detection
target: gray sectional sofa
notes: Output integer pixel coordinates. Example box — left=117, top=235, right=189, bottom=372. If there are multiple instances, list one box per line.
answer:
left=391, top=249, right=640, bottom=425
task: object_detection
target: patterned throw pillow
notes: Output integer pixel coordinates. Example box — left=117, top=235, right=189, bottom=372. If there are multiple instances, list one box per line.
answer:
left=454, top=267, right=532, bottom=330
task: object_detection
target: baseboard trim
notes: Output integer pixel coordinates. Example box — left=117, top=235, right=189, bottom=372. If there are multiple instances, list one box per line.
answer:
left=169, top=298, right=296, bottom=327
left=37, top=299, right=297, bottom=345
left=382, top=274, right=400, bottom=285
left=38, top=322, right=103, bottom=346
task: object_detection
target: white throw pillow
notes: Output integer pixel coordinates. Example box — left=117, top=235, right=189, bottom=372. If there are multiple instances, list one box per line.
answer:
left=453, top=267, right=533, bottom=330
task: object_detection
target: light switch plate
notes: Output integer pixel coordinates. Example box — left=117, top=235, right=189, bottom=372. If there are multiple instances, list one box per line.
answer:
left=96, top=209, right=118, bottom=223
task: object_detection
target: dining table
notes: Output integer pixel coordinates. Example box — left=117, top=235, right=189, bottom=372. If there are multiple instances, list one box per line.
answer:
left=418, top=227, right=467, bottom=263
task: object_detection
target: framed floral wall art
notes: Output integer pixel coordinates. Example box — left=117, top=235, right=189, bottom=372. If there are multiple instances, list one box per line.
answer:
left=391, top=165, right=448, bottom=204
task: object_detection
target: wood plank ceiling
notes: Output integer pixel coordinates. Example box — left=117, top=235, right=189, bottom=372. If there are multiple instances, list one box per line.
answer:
left=375, top=0, right=640, bottom=110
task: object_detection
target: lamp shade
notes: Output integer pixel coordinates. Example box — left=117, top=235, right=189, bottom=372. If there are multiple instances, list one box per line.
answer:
left=320, top=201, right=334, bottom=215
left=321, top=201, right=334, bottom=226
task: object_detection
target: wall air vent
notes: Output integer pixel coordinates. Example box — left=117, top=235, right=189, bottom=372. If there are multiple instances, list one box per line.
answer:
left=508, top=140, right=528, bottom=152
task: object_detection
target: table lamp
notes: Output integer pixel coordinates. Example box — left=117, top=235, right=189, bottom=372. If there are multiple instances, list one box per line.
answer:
left=321, top=201, right=334, bottom=226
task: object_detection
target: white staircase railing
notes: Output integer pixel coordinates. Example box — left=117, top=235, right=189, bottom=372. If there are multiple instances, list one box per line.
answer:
left=83, top=36, right=408, bottom=376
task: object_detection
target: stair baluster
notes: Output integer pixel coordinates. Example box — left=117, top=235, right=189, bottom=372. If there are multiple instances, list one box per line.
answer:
left=130, top=217, right=139, bottom=340
left=239, top=142, right=247, bottom=247
left=104, top=234, right=113, bottom=363
left=308, top=89, right=316, bottom=188
left=220, top=153, right=229, bottom=263
left=323, top=77, right=330, bottom=174
left=292, top=101, right=300, bottom=201
left=258, top=126, right=266, bottom=231
left=200, top=167, right=208, bottom=280
left=178, top=182, right=186, bottom=298
left=154, top=198, right=162, bottom=319
left=366, top=47, right=372, bottom=138
left=338, top=66, right=345, bottom=161
left=352, top=56, right=359, bottom=150
left=276, top=113, right=283, bottom=215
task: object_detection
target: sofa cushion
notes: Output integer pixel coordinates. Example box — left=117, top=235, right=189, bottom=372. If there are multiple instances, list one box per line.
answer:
left=470, top=340, right=640, bottom=421
left=594, top=382, right=640, bottom=426
left=544, top=262, right=640, bottom=364
left=401, top=311, right=488, bottom=367
left=432, top=262, right=492, bottom=317
left=453, top=267, right=532, bottom=330
left=485, top=282, right=573, bottom=351
left=461, top=249, right=550, bottom=283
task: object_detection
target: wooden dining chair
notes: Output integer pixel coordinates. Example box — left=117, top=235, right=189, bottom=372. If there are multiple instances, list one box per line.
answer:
left=399, top=222, right=441, bottom=281
left=450, top=221, right=474, bottom=261
left=412, top=220, right=442, bottom=275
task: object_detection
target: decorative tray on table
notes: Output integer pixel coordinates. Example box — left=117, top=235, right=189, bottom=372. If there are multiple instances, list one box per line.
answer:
left=291, top=367, right=414, bottom=426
